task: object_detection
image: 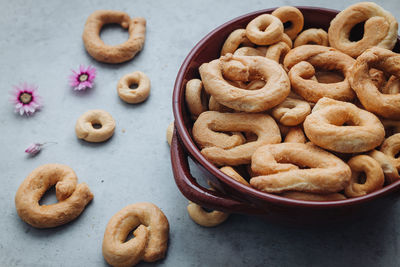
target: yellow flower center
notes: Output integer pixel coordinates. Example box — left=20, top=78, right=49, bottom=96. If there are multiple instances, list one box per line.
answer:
left=20, top=93, right=32, bottom=104
left=79, top=74, right=88, bottom=82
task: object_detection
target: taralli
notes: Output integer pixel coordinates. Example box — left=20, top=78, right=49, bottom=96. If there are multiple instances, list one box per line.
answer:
left=381, top=133, right=400, bottom=170
left=117, top=71, right=150, bottom=104
left=187, top=201, right=229, bottom=227
left=382, top=76, right=400, bottom=95
left=369, top=150, right=399, bottom=184
left=166, top=122, right=174, bottom=146
left=233, top=47, right=265, bottom=57
left=281, top=192, right=346, bottom=201
left=250, top=143, right=351, bottom=193
left=271, top=6, right=304, bottom=40
left=245, top=14, right=284, bottom=45
left=208, top=96, right=233, bottom=113
left=199, top=54, right=290, bottom=112
left=328, top=2, right=398, bottom=57
left=193, top=111, right=281, bottom=166
left=382, top=119, right=400, bottom=137
left=281, top=33, right=293, bottom=48
left=294, top=28, right=329, bottom=47
left=271, top=97, right=311, bottom=126
left=75, top=109, right=116, bottom=142
left=303, top=98, right=385, bottom=153
left=284, top=127, right=307, bottom=143
left=265, top=41, right=291, bottom=65
left=102, top=202, right=169, bottom=266
left=220, top=29, right=253, bottom=56
left=344, top=155, right=384, bottom=197
left=82, top=10, right=146, bottom=63
left=220, top=166, right=250, bottom=186
left=185, top=79, right=207, bottom=118
left=284, top=45, right=356, bottom=102
left=15, top=164, right=93, bottom=228
left=349, top=47, right=400, bottom=119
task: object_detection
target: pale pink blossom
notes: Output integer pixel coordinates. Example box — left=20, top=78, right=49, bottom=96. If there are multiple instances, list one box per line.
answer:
left=10, top=83, right=42, bottom=116
left=69, top=65, right=96, bottom=90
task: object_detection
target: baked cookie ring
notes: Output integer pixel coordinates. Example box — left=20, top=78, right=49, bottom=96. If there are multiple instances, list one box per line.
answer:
left=193, top=111, right=281, bottom=166
left=344, top=155, right=384, bottom=197
left=199, top=54, right=290, bottom=112
left=82, top=10, right=146, bottom=63
left=233, top=47, right=265, bottom=57
left=187, top=201, right=229, bottom=227
left=265, top=41, right=291, bottom=65
left=381, top=133, right=400, bottom=170
left=284, top=45, right=356, bottom=102
left=250, top=143, right=351, bottom=193
left=303, top=97, right=385, bottom=153
left=271, top=6, right=304, bottom=40
left=328, top=2, right=398, bottom=58
left=369, top=150, right=399, bottom=184
left=293, top=28, right=329, bottom=47
left=221, top=29, right=254, bottom=56
left=117, top=71, right=150, bottom=104
left=15, top=164, right=93, bottom=228
left=102, top=202, right=169, bottom=266
left=220, top=166, right=250, bottom=186
left=281, top=192, right=346, bottom=201
left=75, top=109, right=116, bottom=142
left=349, top=47, right=400, bottom=119
left=245, top=14, right=284, bottom=45
left=271, top=97, right=311, bottom=126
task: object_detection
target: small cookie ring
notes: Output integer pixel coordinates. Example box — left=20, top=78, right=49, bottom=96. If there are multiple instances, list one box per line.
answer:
left=117, top=71, right=151, bottom=104
left=75, top=109, right=116, bottom=142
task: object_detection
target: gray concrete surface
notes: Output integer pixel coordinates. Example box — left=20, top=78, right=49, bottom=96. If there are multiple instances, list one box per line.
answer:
left=0, top=0, right=400, bottom=266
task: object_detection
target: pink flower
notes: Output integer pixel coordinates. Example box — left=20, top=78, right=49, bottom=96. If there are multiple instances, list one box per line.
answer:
left=69, top=65, right=96, bottom=90
left=10, top=83, right=42, bottom=116
left=25, top=143, right=43, bottom=156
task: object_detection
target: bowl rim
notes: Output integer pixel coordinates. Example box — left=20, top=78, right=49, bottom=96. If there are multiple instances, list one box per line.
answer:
left=172, top=6, right=400, bottom=209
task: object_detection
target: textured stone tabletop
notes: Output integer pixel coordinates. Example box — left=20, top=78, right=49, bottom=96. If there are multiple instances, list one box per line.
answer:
left=0, top=0, right=399, bottom=266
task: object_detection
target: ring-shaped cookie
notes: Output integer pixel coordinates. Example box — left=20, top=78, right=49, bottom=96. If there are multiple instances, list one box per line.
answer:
left=117, top=71, right=151, bottom=104
left=284, top=127, right=307, bottom=143
left=328, top=2, right=398, bottom=57
left=75, top=109, right=116, bottom=142
left=193, top=111, right=281, bottom=166
left=220, top=166, right=250, bottom=186
left=271, top=6, right=304, bottom=40
left=82, top=10, right=146, bottom=63
left=381, top=133, right=400, bottom=170
left=199, top=54, right=290, bottom=112
left=349, top=47, right=400, bottom=119
left=369, top=150, right=399, bottom=184
left=221, top=29, right=254, bottom=56
left=250, top=143, right=351, bottom=193
left=303, top=97, right=385, bottom=153
left=102, top=202, right=169, bottom=266
left=344, top=155, right=384, bottom=197
left=294, top=28, right=329, bottom=47
left=271, top=97, right=311, bottom=126
left=187, top=201, right=229, bottom=227
left=233, top=47, right=265, bottom=57
left=15, top=164, right=93, bottom=228
left=245, top=14, right=284, bottom=45
left=284, top=45, right=356, bottom=102
left=265, top=41, right=291, bottom=65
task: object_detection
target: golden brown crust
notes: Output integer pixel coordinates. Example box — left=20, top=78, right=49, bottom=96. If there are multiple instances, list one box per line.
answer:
left=75, top=109, right=115, bottom=142
left=271, top=97, right=311, bottom=126
left=185, top=79, right=208, bottom=117
left=344, top=155, right=384, bottom=197
left=221, top=29, right=254, bottom=56
left=102, top=202, right=169, bottom=266
left=328, top=2, right=398, bottom=57
left=187, top=201, right=229, bottom=227
left=294, top=28, right=329, bottom=47
left=199, top=54, right=290, bottom=112
left=303, top=98, right=385, bottom=153
left=381, top=133, right=400, bottom=170
left=233, top=47, right=265, bottom=57
left=245, top=14, right=284, bottom=45
left=117, top=71, right=150, bottom=104
left=369, top=150, right=399, bottom=184
left=193, top=111, right=281, bottom=166
left=349, top=47, right=400, bottom=119
left=15, top=164, right=93, bottom=228
left=265, top=41, right=291, bottom=65
left=284, top=127, right=307, bottom=143
left=82, top=10, right=146, bottom=63
left=220, top=166, right=250, bottom=186
left=250, top=143, right=351, bottom=193
left=284, top=45, right=356, bottom=102
left=271, top=6, right=304, bottom=40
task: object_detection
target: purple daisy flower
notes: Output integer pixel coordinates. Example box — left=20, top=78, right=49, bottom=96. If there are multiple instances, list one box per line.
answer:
left=69, top=65, right=96, bottom=90
left=10, top=83, right=42, bottom=116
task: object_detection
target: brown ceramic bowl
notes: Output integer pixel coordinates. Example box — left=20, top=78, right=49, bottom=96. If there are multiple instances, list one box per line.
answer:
left=171, top=6, right=400, bottom=225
